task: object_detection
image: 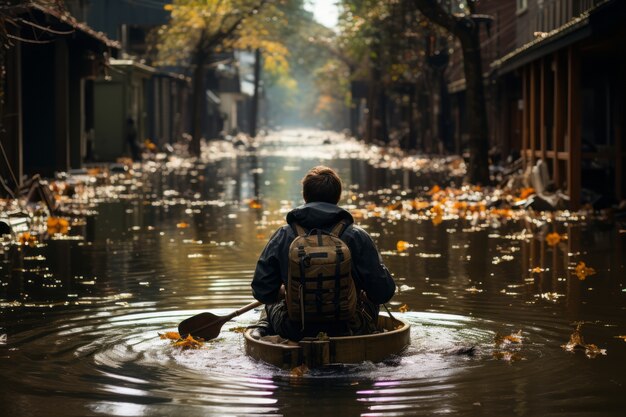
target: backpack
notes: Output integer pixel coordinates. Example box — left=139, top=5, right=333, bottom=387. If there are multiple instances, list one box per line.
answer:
left=286, top=221, right=357, bottom=328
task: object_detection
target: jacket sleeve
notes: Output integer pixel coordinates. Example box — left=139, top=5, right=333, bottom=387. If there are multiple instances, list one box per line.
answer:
left=251, top=227, right=287, bottom=304
left=347, top=227, right=396, bottom=304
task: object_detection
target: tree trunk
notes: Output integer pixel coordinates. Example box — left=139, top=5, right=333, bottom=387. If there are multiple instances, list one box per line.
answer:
left=410, top=0, right=491, bottom=184
left=459, top=29, right=490, bottom=184
left=190, top=53, right=207, bottom=156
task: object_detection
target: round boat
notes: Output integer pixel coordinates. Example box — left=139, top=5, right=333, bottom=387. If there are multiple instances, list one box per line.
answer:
left=244, top=315, right=410, bottom=369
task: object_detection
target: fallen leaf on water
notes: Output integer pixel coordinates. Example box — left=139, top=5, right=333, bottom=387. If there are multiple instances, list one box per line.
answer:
left=18, top=232, right=38, bottom=246
left=575, top=261, right=596, bottom=280
left=562, top=324, right=606, bottom=358
left=172, top=334, right=204, bottom=350
left=398, top=304, right=409, bottom=313
left=290, top=364, right=309, bottom=377
left=530, top=267, right=544, bottom=274
left=584, top=344, right=607, bottom=358
left=545, top=232, right=561, bottom=247
left=427, top=185, right=441, bottom=195
left=248, top=199, right=263, bottom=209
left=396, top=240, right=410, bottom=252
left=495, top=330, right=523, bottom=347
left=519, top=187, right=535, bottom=199
left=159, top=331, right=181, bottom=340
left=614, top=335, right=626, bottom=342
left=47, top=216, right=70, bottom=235
left=229, top=326, right=247, bottom=333
left=176, top=222, right=189, bottom=229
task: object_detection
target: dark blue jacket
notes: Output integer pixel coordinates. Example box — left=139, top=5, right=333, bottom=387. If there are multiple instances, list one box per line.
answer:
left=251, top=202, right=396, bottom=305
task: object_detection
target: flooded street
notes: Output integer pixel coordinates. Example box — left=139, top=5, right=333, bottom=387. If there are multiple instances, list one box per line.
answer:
left=1, top=130, right=625, bottom=416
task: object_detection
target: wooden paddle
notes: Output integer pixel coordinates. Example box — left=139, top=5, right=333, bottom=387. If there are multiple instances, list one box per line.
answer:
left=178, top=300, right=263, bottom=340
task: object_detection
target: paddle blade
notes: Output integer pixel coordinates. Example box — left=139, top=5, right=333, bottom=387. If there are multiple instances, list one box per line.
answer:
left=178, top=312, right=226, bottom=340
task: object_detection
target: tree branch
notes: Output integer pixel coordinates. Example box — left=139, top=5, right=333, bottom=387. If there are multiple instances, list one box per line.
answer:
left=411, top=0, right=459, bottom=35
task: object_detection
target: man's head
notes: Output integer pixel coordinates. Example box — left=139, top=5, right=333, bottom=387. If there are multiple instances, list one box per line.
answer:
left=302, top=166, right=342, bottom=204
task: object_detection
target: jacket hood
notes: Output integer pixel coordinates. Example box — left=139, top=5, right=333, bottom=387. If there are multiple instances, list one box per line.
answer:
left=286, top=202, right=354, bottom=230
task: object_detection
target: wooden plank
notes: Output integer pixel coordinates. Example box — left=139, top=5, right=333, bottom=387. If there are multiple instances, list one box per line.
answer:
left=567, top=46, right=581, bottom=210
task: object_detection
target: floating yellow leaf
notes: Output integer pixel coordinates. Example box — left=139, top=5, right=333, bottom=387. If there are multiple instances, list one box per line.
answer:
left=411, top=200, right=430, bottom=210
left=176, top=222, right=189, bottom=229
left=519, top=187, right=535, bottom=199
left=229, top=326, right=247, bottom=333
left=575, top=261, right=596, bottom=280
left=503, top=331, right=523, bottom=344
left=530, top=267, right=544, bottom=274
left=398, top=304, right=409, bottom=313
left=18, top=232, right=37, bottom=246
left=159, top=331, right=181, bottom=340
left=290, top=364, right=309, bottom=377
left=172, top=334, right=204, bottom=349
left=144, top=139, right=157, bottom=151
left=427, top=185, right=441, bottom=195
left=47, top=216, right=69, bottom=235
left=495, top=330, right=523, bottom=347
left=545, top=232, right=561, bottom=247
left=562, top=324, right=606, bottom=358
left=396, top=240, right=410, bottom=252
left=249, top=199, right=263, bottom=209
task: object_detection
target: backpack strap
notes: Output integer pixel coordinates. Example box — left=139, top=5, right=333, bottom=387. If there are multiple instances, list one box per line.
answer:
left=291, top=222, right=307, bottom=237
left=330, top=220, right=348, bottom=237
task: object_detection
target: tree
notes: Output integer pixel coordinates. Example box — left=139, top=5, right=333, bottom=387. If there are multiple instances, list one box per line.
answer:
left=335, top=0, right=432, bottom=145
left=410, top=0, right=491, bottom=184
left=155, top=0, right=299, bottom=155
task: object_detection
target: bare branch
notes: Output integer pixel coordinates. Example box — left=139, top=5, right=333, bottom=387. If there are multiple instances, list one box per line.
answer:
left=16, top=17, right=74, bottom=36
left=7, top=33, right=54, bottom=44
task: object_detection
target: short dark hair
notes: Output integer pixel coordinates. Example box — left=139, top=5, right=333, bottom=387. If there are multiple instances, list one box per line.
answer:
left=302, top=166, right=342, bottom=204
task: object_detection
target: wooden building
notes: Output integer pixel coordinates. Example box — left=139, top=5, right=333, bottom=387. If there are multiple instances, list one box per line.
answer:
left=493, top=0, right=626, bottom=209
left=92, top=60, right=190, bottom=161
left=0, top=4, right=118, bottom=189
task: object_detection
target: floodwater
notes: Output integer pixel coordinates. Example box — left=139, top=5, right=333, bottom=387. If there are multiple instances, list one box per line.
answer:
left=1, top=130, right=625, bottom=416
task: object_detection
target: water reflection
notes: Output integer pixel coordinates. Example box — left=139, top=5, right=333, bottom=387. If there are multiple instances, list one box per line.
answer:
left=1, top=130, right=625, bottom=416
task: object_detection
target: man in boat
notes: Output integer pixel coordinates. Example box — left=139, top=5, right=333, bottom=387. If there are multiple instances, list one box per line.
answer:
left=251, top=165, right=396, bottom=341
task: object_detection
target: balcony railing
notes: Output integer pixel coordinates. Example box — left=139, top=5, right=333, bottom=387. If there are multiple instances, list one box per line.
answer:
left=534, top=0, right=604, bottom=34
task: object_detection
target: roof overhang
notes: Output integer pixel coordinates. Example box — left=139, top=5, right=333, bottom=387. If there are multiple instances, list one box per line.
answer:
left=492, top=0, right=623, bottom=76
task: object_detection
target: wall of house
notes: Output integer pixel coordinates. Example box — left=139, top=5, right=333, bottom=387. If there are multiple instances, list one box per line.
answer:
left=21, top=41, right=59, bottom=177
